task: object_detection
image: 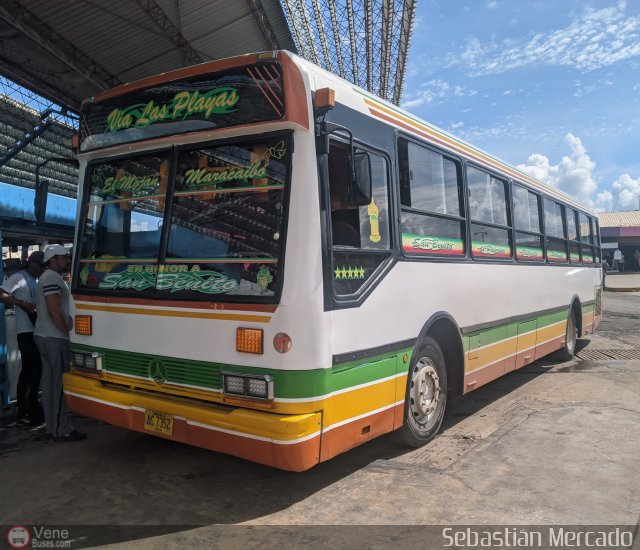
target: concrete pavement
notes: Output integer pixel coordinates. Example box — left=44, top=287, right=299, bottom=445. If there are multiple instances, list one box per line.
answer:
left=605, top=271, right=640, bottom=291
left=1, top=294, right=639, bottom=549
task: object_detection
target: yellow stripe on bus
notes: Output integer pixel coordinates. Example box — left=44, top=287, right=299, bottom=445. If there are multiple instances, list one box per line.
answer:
left=75, top=303, right=272, bottom=323
left=96, top=368, right=407, bottom=421
left=322, top=376, right=401, bottom=429
left=537, top=322, right=566, bottom=343
left=64, top=373, right=320, bottom=443
left=465, top=322, right=566, bottom=374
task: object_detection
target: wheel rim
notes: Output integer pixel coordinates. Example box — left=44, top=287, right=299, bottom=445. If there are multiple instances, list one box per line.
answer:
left=566, top=313, right=576, bottom=354
left=409, top=357, right=441, bottom=430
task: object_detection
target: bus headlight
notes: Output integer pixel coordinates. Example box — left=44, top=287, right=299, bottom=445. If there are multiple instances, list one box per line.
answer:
left=222, top=372, right=274, bottom=401
left=71, top=350, right=103, bottom=372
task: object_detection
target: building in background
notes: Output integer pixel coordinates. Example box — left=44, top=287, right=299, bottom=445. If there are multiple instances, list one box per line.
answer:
left=600, top=211, right=640, bottom=272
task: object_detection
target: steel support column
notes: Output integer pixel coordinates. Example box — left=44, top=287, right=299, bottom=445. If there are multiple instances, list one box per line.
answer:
left=247, top=0, right=281, bottom=50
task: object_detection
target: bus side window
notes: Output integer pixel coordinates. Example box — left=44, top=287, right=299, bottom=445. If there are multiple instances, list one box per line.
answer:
left=468, top=166, right=511, bottom=260
left=397, top=138, right=466, bottom=258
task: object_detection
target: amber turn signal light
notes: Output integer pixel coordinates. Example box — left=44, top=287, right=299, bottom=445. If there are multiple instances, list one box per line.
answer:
left=314, top=87, right=335, bottom=117
left=236, top=328, right=263, bottom=354
left=75, top=315, right=92, bottom=335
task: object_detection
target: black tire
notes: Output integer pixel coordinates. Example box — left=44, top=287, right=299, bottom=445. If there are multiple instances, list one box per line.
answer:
left=556, top=308, right=577, bottom=361
left=395, top=336, right=448, bottom=448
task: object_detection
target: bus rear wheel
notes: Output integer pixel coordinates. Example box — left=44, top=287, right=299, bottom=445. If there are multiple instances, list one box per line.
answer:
left=556, top=308, right=577, bottom=362
left=396, top=336, right=448, bottom=448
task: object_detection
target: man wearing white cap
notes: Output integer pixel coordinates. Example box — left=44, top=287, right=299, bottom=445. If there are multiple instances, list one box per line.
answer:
left=34, top=244, right=86, bottom=442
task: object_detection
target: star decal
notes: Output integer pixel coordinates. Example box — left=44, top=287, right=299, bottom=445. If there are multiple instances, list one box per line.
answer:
left=334, top=265, right=366, bottom=280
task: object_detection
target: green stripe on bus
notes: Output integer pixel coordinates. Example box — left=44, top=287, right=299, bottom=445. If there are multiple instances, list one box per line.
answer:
left=71, top=343, right=411, bottom=399
left=463, top=308, right=568, bottom=352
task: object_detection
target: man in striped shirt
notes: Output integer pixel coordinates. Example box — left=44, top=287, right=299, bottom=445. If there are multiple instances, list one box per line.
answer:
left=34, top=244, right=86, bottom=442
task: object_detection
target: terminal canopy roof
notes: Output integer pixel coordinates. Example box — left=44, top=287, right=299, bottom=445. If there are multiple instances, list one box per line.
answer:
left=0, top=0, right=295, bottom=114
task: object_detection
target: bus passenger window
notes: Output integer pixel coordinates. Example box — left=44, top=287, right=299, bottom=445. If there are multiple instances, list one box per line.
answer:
left=397, top=138, right=466, bottom=257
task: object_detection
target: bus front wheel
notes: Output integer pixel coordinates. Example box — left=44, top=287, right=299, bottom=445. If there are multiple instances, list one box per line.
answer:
left=396, top=336, right=448, bottom=448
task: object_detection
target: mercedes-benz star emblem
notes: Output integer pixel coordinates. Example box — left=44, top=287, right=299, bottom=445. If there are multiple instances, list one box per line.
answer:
left=149, top=358, right=167, bottom=385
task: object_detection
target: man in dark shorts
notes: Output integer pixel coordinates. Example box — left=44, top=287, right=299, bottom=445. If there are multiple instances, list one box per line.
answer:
left=34, top=244, right=86, bottom=442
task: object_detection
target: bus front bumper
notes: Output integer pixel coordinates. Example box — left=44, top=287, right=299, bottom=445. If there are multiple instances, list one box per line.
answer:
left=63, top=372, right=321, bottom=472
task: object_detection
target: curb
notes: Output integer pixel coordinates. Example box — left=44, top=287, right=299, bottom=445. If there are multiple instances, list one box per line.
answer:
left=604, top=287, right=640, bottom=293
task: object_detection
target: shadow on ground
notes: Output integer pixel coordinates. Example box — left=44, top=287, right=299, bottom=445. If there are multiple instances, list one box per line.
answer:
left=0, top=356, right=557, bottom=530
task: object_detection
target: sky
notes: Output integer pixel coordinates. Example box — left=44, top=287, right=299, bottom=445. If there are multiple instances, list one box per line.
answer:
left=401, top=0, right=640, bottom=212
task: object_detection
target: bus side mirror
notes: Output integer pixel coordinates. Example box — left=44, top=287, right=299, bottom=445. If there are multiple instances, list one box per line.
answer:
left=348, top=151, right=372, bottom=206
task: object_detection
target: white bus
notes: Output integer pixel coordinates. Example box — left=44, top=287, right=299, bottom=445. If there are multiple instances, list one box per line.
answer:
left=64, top=51, right=602, bottom=471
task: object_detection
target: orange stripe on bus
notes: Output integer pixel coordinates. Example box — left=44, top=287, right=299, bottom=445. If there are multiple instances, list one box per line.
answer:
left=320, top=404, right=401, bottom=462
left=73, top=293, right=278, bottom=312
left=65, top=394, right=320, bottom=471
left=464, top=335, right=565, bottom=393
left=74, top=303, right=271, bottom=323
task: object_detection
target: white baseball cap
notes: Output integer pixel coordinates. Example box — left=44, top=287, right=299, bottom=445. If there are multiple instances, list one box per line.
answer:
left=43, top=244, right=72, bottom=263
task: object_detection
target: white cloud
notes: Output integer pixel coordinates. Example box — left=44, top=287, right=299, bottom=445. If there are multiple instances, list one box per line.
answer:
left=401, top=80, right=450, bottom=108
left=517, top=133, right=640, bottom=211
left=573, top=79, right=614, bottom=97
left=517, top=133, right=598, bottom=203
left=451, top=121, right=464, bottom=129
left=457, top=120, right=531, bottom=142
left=448, top=2, right=640, bottom=75
left=401, top=80, right=477, bottom=109
left=611, top=173, right=640, bottom=210
left=595, top=190, right=613, bottom=211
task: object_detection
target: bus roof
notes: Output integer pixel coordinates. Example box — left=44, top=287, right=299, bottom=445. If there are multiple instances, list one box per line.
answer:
left=83, top=49, right=595, bottom=217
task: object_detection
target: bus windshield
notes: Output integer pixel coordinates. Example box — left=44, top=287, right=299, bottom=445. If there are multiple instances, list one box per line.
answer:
left=74, top=133, right=291, bottom=301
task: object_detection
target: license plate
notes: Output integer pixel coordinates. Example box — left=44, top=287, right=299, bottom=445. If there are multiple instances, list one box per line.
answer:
left=144, top=410, right=174, bottom=436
